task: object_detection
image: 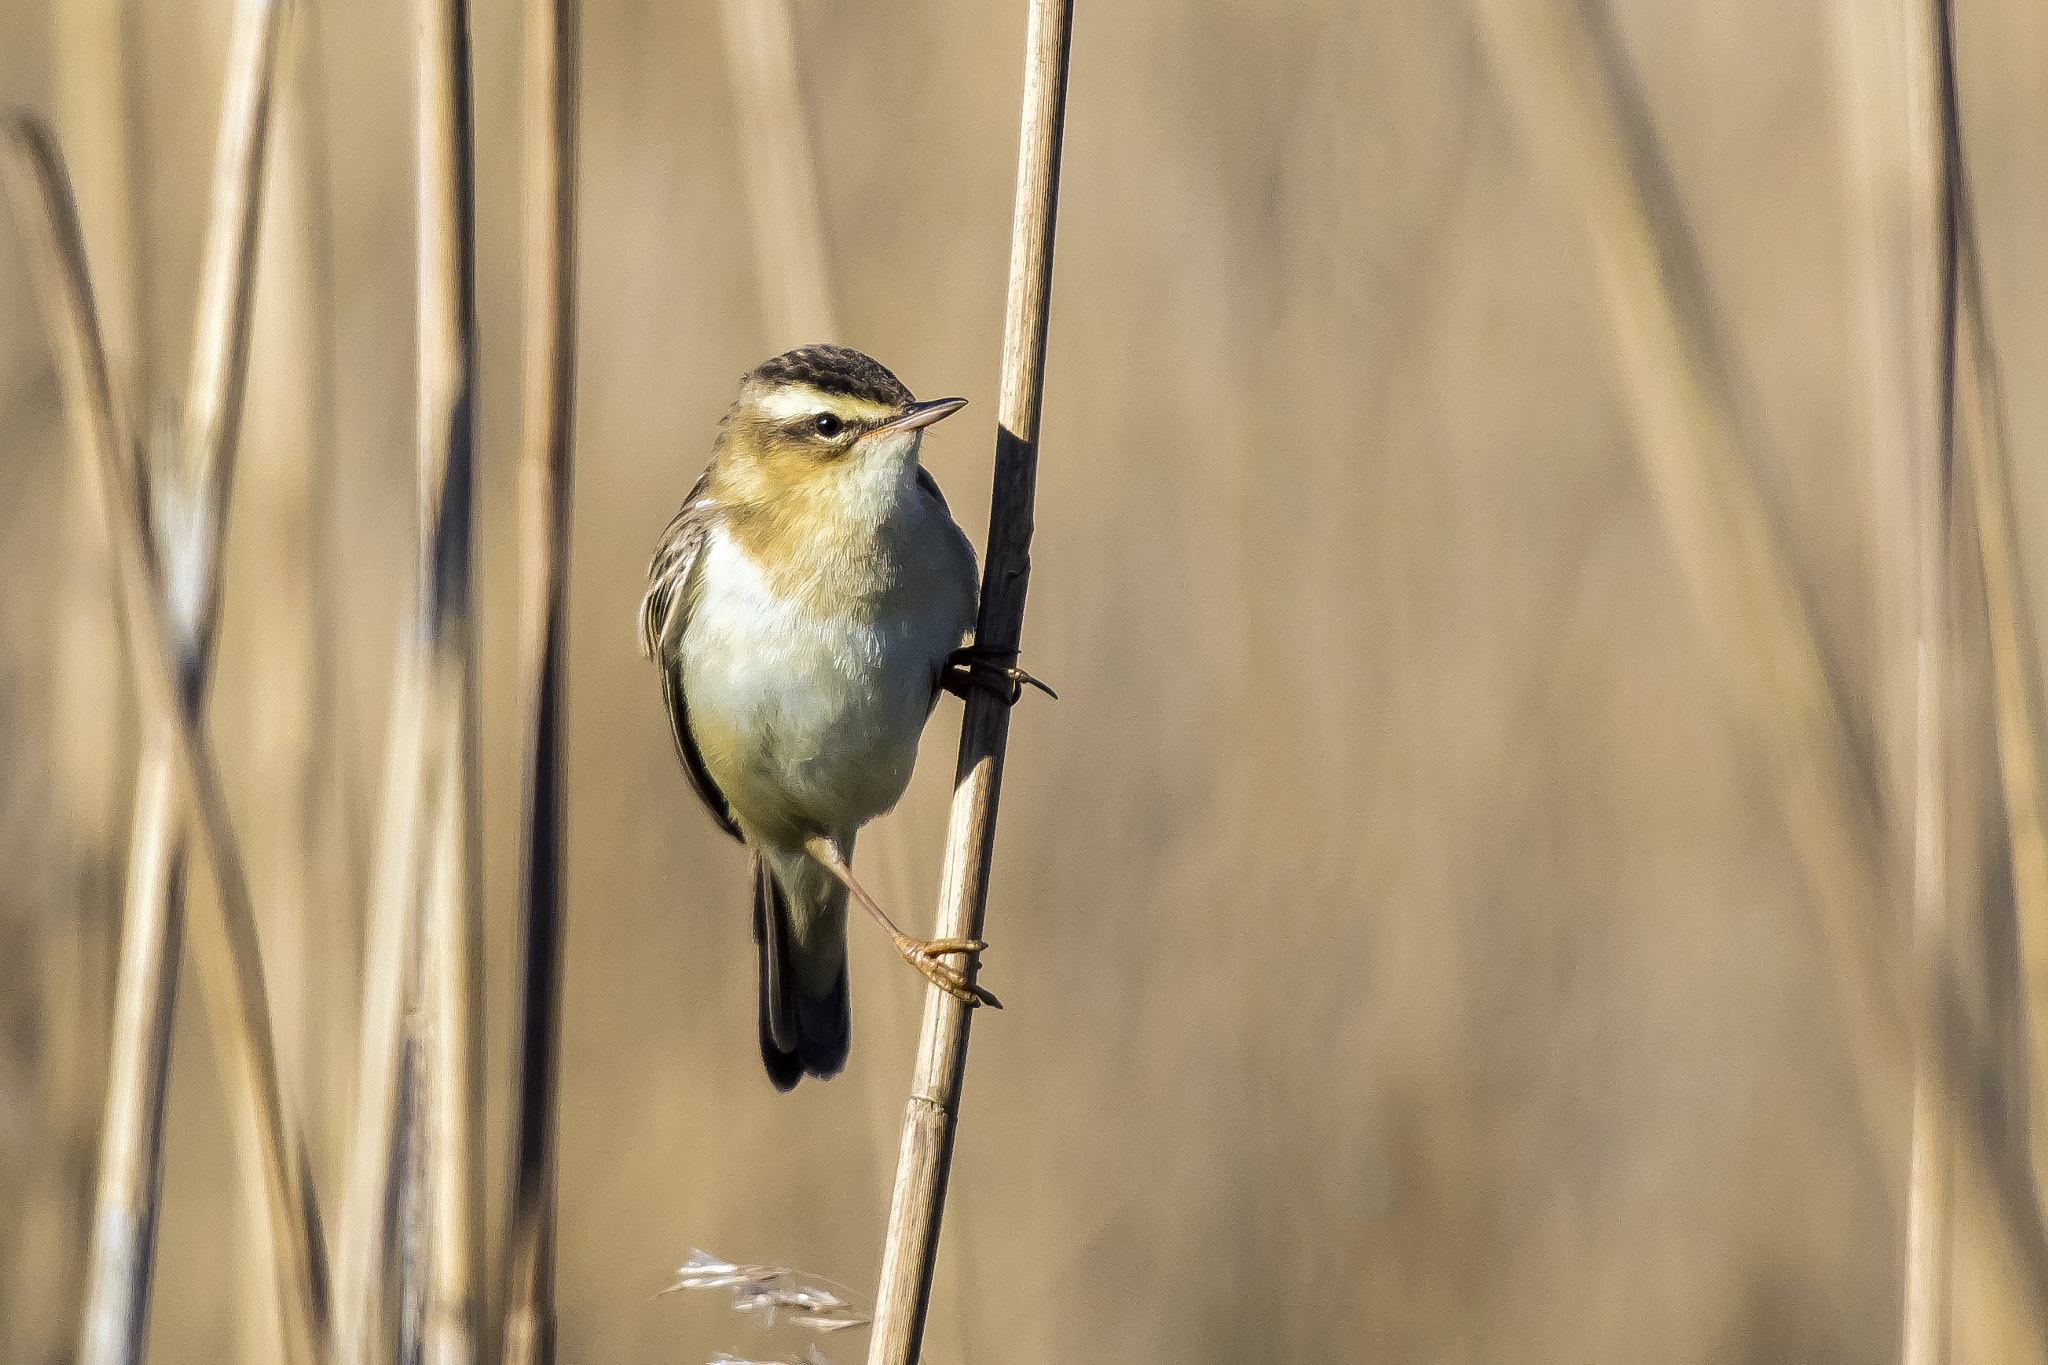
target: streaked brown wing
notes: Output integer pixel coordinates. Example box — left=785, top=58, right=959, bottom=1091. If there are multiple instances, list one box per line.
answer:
left=640, top=472, right=743, bottom=843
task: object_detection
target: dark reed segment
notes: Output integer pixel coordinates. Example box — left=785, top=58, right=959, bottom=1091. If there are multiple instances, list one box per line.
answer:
left=1943, top=6, right=2048, bottom=1344
left=866, top=2, right=1073, bottom=1362
left=500, top=1, right=579, bottom=1362
left=414, top=0, right=486, bottom=1361
left=77, top=749, right=179, bottom=1365
left=1956, top=218, right=2048, bottom=1189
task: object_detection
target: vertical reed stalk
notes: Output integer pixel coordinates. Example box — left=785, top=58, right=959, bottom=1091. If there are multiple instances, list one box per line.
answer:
left=334, top=662, right=431, bottom=1365
left=1907, top=10, right=1957, bottom=1362
left=48, top=2, right=310, bottom=1361
left=1833, top=0, right=1957, bottom=1358
left=1470, top=0, right=2048, bottom=1348
left=718, top=0, right=837, bottom=350
left=1, top=110, right=331, bottom=1365
left=1956, top=230, right=2048, bottom=1189
left=866, top=3, right=1072, bottom=1361
left=309, top=0, right=489, bottom=1347
left=415, top=0, right=486, bottom=1360
left=1949, top=174, right=2048, bottom=1365
left=500, top=2, right=578, bottom=1363
left=52, top=0, right=147, bottom=415
left=1932, top=0, right=2048, bottom=1214
left=75, top=746, right=180, bottom=1365
left=236, top=6, right=349, bottom=1357
left=35, top=4, right=147, bottom=1359
left=285, top=0, right=362, bottom=1183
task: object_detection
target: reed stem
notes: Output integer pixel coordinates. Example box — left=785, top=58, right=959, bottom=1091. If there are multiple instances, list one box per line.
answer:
left=1471, top=0, right=2048, bottom=1349
left=44, top=2, right=310, bottom=1361
left=2, top=107, right=332, bottom=1365
left=1956, top=226, right=2048, bottom=1195
left=46, top=3, right=147, bottom=1360
left=500, top=2, right=578, bottom=1363
left=1832, top=0, right=1958, bottom=1358
left=236, top=8, right=350, bottom=1355
left=334, top=661, right=431, bottom=1365
left=415, top=0, right=485, bottom=1359
left=865, top=3, right=1073, bottom=1361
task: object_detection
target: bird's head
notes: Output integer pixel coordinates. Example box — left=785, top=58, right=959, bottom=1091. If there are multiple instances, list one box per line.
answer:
left=712, top=345, right=965, bottom=511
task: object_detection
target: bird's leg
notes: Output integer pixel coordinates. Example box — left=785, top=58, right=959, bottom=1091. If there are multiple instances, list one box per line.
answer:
left=803, top=837, right=1001, bottom=1008
left=942, top=644, right=1057, bottom=706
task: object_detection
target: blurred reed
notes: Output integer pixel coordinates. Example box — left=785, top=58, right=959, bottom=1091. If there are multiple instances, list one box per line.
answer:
left=334, top=2, right=486, bottom=1359
left=1474, top=0, right=2048, bottom=1356
left=500, top=1, right=578, bottom=1363
left=237, top=4, right=352, bottom=1360
left=866, top=2, right=1072, bottom=1361
left=1957, top=216, right=2048, bottom=1190
left=718, top=0, right=836, bottom=353
left=414, top=0, right=485, bottom=1360
left=51, top=0, right=144, bottom=415
left=1904, top=2, right=1954, bottom=1353
left=14, top=4, right=148, bottom=1361
left=1944, top=42, right=2048, bottom=1358
left=334, top=650, right=429, bottom=1365
left=0, top=101, right=331, bottom=1365
left=1831, top=1, right=1959, bottom=1359
left=24, top=2, right=316, bottom=1362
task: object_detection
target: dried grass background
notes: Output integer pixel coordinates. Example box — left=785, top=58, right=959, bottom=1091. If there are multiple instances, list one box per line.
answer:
left=3, top=0, right=2048, bottom=1361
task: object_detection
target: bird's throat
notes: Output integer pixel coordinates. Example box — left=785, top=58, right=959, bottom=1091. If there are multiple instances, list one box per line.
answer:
left=719, top=471, right=916, bottom=619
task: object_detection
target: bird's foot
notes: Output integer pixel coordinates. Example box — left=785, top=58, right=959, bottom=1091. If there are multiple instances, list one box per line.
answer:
left=891, top=932, right=1003, bottom=1009
left=805, top=832, right=1006, bottom=1009
left=942, top=645, right=1057, bottom=706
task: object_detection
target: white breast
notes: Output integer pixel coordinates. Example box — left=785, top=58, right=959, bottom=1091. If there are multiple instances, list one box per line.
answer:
left=682, top=523, right=969, bottom=840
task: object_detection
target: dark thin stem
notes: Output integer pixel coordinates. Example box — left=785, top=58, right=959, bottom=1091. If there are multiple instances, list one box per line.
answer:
left=414, top=0, right=485, bottom=1362
left=501, top=3, right=578, bottom=1362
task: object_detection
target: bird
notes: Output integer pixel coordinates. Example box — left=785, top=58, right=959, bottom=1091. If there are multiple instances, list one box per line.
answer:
left=640, top=345, right=1049, bottom=1090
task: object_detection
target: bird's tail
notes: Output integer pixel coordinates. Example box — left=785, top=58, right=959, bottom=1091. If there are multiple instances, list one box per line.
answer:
left=752, top=847, right=851, bottom=1090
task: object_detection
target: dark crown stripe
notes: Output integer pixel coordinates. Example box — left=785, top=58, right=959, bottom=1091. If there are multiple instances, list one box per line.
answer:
left=747, top=344, right=914, bottom=407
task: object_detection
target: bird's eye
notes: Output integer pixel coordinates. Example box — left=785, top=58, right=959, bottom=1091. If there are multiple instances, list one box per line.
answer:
left=813, top=413, right=843, bottom=438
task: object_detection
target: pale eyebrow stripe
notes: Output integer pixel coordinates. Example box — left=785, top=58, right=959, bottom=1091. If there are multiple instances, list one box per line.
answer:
left=756, top=386, right=891, bottom=425
left=757, top=387, right=823, bottom=420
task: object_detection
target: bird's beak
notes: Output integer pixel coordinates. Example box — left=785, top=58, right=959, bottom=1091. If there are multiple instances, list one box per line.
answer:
left=876, top=396, right=968, bottom=433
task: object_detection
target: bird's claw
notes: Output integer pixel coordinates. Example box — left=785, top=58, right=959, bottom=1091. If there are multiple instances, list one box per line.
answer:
left=893, top=932, right=1003, bottom=1009
left=942, top=645, right=1057, bottom=706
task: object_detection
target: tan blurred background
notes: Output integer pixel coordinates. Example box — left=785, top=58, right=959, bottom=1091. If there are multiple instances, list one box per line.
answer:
left=3, top=1, right=2047, bottom=1361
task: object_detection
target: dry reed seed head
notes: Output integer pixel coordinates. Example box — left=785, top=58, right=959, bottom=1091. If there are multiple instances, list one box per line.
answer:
left=708, top=1348, right=833, bottom=1365
left=665, top=1249, right=871, bottom=1333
